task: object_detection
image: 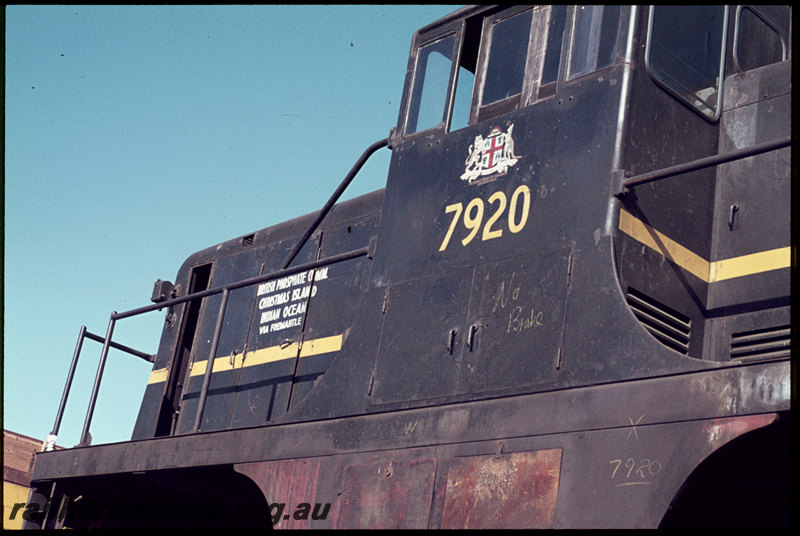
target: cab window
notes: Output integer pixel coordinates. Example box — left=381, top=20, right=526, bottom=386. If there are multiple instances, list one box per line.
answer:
left=405, top=35, right=457, bottom=135
left=403, top=6, right=616, bottom=136
left=734, top=6, right=787, bottom=72
left=538, top=5, right=567, bottom=99
left=472, top=6, right=555, bottom=124
left=646, top=5, right=728, bottom=121
left=567, top=5, right=621, bottom=81
left=481, top=9, right=534, bottom=106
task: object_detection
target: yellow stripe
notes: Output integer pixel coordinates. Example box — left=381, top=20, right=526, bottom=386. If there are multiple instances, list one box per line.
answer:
left=298, top=334, right=345, bottom=358
left=618, top=208, right=790, bottom=283
left=147, top=334, right=344, bottom=384
left=234, top=342, right=299, bottom=369
left=148, top=367, right=169, bottom=385
left=709, top=247, right=791, bottom=282
left=190, top=352, right=248, bottom=377
left=618, top=208, right=709, bottom=281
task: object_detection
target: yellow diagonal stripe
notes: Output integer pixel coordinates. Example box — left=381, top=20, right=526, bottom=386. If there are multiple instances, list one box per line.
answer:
left=147, top=334, right=343, bottom=384
left=618, top=208, right=709, bottom=281
left=619, top=208, right=790, bottom=283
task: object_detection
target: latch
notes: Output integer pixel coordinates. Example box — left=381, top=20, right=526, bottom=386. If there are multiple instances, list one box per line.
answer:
left=728, top=204, right=739, bottom=230
left=467, top=324, right=479, bottom=351
left=447, top=328, right=459, bottom=354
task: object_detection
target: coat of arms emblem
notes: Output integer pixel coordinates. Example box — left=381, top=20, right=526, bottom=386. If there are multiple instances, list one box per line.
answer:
left=460, top=124, right=522, bottom=183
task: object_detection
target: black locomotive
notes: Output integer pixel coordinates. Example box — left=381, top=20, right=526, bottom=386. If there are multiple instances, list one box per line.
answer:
left=26, top=5, right=791, bottom=528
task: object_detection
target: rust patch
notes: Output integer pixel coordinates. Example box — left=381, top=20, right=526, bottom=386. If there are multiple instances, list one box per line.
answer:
left=334, top=458, right=436, bottom=529
left=235, top=458, right=321, bottom=528
left=441, top=449, right=561, bottom=529
left=702, top=413, right=776, bottom=450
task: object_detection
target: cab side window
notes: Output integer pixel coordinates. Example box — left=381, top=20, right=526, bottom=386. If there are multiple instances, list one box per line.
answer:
left=403, top=6, right=623, bottom=136
left=481, top=9, right=534, bottom=106
left=646, top=5, right=728, bottom=121
left=567, top=5, right=621, bottom=81
left=538, top=5, right=567, bottom=99
left=734, top=6, right=787, bottom=72
left=405, top=35, right=457, bottom=135
left=472, top=6, right=555, bottom=124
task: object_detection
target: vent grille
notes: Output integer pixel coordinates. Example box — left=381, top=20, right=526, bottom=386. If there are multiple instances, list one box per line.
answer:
left=241, top=234, right=255, bottom=247
left=626, top=287, right=691, bottom=355
left=730, top=325, right=791, bottom=362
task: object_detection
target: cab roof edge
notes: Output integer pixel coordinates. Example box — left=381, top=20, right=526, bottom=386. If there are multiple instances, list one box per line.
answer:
left=414, top=5, right=489, bottom=35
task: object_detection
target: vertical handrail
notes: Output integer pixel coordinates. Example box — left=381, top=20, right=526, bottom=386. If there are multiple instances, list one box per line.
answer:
left=79, top=315, right=116, bottom=446
left=193, top=288, right=230, bottom=432
left=44, top=326, right=87, bottom=451
left=52, top=249, right=366, bottom=447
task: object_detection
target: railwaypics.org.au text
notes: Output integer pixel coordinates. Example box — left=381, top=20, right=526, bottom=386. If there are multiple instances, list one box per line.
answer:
left=9, top=496, right=331, bottom=526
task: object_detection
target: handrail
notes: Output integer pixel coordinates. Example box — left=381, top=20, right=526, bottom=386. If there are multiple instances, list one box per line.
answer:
left=83, top=331, right=155, bottom=362
left=113, top=247, right=369, bottom=321
left=193, top=288, right=230, bottom=432
left=66, top=137, right=388, bottom=446
left=45, top=326, right=155, bottom=451
left=74, top=246, right=370, bottom=446
left=79, top=317, right=117, bottom=446
left=616, top=135, right=791, bottom=194
left=281, top=137, right=388, bottom=269
left=44, top=327, right=87, bottom=451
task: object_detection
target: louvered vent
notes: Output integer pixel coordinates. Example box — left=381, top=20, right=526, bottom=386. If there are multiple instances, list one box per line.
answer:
left=626, top=287, right=691, bottom=355
left=241, top=234, right=255, bottom=247
left=730, top=325, right=791, bottom=362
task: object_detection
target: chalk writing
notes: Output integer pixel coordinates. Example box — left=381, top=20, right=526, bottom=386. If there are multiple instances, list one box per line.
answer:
left=404, top=420, right=419, bottom=435
left=490, top=271, right=545, bottom=334
left=609, top=457, right=662, bottom=487
left=626, top=415, right=645, bottom=441
left=492, top=272, right=519, bottom=313
left=507, top=305, right=545, bottom=333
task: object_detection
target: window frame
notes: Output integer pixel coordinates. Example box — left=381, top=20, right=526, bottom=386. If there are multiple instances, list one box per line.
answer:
left=565, top=5, right=623, bottom=83
left=645, top=5, right=729, bottom=122
left=401, top=17, right=467, bottom=138
left=400, top=4, right=624, bottom=137
left=403, top=31, right=459, bottom=136
left=535, top=4, right=569, bottom=101
left=470, top=6, right=551, bottom=125
left=732, top=5, right=788, bottom=73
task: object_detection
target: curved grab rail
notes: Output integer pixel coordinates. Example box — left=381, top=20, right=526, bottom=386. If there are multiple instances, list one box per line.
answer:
left=281, top=137, right=389, bottom=269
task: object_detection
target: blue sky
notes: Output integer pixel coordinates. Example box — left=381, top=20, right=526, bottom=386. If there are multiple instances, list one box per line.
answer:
left=4, top=5, right=458, bottom=447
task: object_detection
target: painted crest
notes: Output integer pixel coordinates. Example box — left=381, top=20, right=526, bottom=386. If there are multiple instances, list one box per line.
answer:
left=460, top=124, right=522, bottom=183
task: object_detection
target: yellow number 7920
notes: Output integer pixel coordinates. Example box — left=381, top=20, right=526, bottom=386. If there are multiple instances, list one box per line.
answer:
left=438, top=185, right=531, bottom=252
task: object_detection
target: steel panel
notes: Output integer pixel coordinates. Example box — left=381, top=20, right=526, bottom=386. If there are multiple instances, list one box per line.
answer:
left=441, top=449, right=561, bottom=528
left=333, top=458, right=436, bottom=529
left=371, top=268, right=473, bottom=405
